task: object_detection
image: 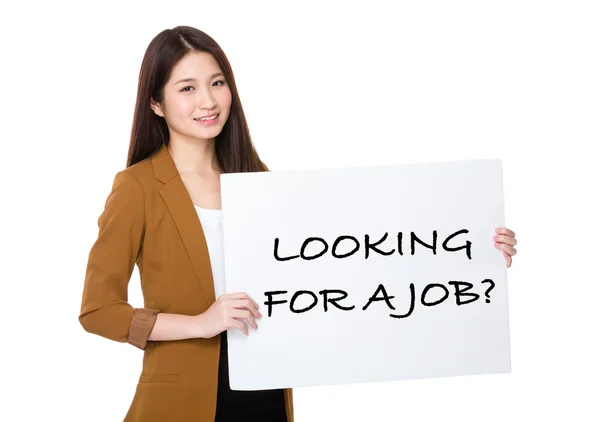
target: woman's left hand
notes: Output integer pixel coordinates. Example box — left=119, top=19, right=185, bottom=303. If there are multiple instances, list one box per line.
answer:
left=494, top=227, right=517, bottom=268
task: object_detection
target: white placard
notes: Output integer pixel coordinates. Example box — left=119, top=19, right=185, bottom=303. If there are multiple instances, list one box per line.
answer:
left=220, top=160, right=509, bottom=390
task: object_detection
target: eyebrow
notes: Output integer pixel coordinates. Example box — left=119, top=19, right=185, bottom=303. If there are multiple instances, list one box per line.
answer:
left=173, top=72, right=225, bottom=85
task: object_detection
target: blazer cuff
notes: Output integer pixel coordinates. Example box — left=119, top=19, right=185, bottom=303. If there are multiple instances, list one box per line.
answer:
left=128, top=308, right=161, bottom=350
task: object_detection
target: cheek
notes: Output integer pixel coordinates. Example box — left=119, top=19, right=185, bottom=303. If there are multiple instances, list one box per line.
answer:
left=165, top=97, right=194, bottom=119
left=169, top=93, right=193, bottom=106
left=219, top=89, right=233, bottom=111
left=179, top=97, right=198, bottom=113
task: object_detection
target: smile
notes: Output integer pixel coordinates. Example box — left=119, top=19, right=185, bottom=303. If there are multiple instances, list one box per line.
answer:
left=194, top=114, right=219, bottom=125
left=194, top=114, right=218, bottom=121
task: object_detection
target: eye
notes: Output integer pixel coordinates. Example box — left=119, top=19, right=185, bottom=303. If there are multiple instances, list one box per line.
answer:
left=181, top=86, right=194, bottom=92
left=214, top=79, right=226, bottom=86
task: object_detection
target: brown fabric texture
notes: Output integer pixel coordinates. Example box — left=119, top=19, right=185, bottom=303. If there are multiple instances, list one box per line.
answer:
left=128, top=308, right=162, bottom=350
left=78, top=144, right=294, bottom=422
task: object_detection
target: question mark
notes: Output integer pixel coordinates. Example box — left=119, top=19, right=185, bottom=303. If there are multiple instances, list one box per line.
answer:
left=481, top=279, right=495, bottom=303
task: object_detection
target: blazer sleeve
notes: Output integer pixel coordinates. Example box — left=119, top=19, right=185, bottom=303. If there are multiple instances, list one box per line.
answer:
left=79, top=170, right=161, bottom=350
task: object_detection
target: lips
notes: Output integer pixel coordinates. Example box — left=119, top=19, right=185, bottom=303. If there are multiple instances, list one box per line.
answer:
left=194, top=113, right=219, bottom=121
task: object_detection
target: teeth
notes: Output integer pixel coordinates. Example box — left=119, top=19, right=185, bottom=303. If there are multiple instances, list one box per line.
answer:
left=197, top=115, right=217, bottom=121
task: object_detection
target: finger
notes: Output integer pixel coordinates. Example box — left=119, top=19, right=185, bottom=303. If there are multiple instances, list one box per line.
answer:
left=233, top=309, right=258, bottom=329
left=495, top=227, right=515, bottom=237
left=493, top=234, right=517, bottom=246
left=245, top=295, right=260, bottom=310
left=231, top=299, right=262, bottom=318
left=495, top=242, right=517, bottom=256
left=504, top=251, right=512, bottom=268
left=235, top=299, right=261, bottom=317
left=229, top=318, right=248, bottom=335
left=224, top=292, right=250, bottom=300
left=226, top=293, right=260, bottom=310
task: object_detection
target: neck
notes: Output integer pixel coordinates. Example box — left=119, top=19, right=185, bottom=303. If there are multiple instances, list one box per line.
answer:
left=167, top=137, right=221, bottom=175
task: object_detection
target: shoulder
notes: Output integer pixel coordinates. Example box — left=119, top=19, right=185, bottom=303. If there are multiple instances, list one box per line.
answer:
left=103, top=155, right=156, bottom=208
left=117, top=153, right=156, bottom=188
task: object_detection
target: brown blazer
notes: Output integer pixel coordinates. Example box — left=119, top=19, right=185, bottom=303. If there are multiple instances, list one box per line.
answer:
left=79, top=143, right=294, bottom=422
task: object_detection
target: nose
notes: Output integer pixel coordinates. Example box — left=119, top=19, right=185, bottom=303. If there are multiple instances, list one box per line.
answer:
left=196, top=87, right=217, bottom=109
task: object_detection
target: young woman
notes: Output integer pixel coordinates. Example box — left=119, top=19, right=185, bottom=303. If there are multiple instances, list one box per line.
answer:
left=78, top=25, right=518, bottom=422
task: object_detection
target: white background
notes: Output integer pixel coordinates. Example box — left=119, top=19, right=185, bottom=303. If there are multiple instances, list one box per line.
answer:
left=1, top=1, right=598, bottom=421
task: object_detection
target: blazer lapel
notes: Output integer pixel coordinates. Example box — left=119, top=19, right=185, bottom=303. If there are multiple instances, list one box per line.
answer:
left=151, top=143, right=216, bottom=307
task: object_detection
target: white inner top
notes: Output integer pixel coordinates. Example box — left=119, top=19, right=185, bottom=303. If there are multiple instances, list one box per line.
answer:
left=194, top=205, right=225, bottom=299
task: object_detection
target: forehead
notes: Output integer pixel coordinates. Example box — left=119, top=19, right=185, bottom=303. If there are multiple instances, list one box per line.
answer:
left=169, top=51, right=222, bottom=82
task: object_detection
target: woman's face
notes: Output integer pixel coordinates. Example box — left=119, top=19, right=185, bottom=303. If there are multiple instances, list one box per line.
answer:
left=150, top=51, right=232, bottom=143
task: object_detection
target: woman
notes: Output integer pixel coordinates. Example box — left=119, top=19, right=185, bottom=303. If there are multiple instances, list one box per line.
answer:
left=78, top=26, right=518, bottom=422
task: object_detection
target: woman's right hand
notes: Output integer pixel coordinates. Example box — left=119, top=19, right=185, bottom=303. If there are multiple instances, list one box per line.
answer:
left=195, top=292, right=262, bottom=338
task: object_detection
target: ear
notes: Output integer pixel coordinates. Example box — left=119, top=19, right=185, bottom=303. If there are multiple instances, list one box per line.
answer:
left=150, top=98, right=164, bottom=117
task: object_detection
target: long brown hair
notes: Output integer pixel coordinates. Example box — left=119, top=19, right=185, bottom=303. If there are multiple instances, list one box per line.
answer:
left=127, top=26, right=266, bottom=172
